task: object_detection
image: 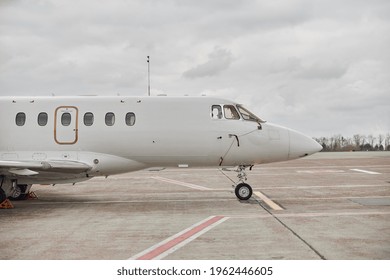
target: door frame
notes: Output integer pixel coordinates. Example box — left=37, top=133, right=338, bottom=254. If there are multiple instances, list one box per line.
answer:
left=54, top=106, right=79, bottom=145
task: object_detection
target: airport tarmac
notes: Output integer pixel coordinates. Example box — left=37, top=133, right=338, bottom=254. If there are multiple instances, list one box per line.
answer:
left=1, top=151, right=389, bottom=260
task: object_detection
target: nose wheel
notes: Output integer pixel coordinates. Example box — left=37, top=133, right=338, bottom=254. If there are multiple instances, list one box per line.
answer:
left=234, top=165, right=253, bottom=200
left=235, top=183, right=252, bottom=200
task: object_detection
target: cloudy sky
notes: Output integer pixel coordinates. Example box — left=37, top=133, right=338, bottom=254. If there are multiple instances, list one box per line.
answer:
left=1, top=0, right=389, bottom=138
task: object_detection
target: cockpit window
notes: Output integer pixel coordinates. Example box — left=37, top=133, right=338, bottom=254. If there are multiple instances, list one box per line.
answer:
left=224, top=105, right=240, bottom=120
left=237, top=105, right=265, bottom=123
left=211, top=105, right=223, bottom=119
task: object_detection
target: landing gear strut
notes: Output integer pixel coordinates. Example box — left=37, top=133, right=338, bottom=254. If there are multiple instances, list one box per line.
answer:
left=9, top=184, right=30, bottom=201
left=234, top=165, right=253, bottom=200
left=0, top=177, right=33, bottom=204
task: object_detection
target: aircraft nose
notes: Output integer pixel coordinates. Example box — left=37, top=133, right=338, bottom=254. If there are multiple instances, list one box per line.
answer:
left=288, top=129, right=322, bottom=159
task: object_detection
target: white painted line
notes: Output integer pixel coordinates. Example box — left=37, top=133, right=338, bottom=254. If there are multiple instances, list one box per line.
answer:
left=29, top=198, right=234, bottom=205
left=258, top=184, right=385, bottom=190
left=254, top=191, right=283, bottom=211
left=229, top=211, right=390, bottom=219
left=350, top=169, right=381, bottom=175
left=276, top=211, right=390, bottom=218
left=297, top=170, right=345, bottom=174
left=151, top=176, right=212, bottom=191
left=129, top=215, right=229, bottom=260
left=275, top=195, right=390, bottom=201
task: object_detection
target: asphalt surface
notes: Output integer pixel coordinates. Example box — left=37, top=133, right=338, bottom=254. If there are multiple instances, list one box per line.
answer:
left=1, top=151, right=389, bottom=260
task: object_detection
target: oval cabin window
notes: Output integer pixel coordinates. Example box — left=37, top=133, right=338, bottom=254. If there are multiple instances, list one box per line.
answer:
left=15, top=112, right=26, bottom=126
left=38, top=112, right=48, bottom=126
left=61, top=112, right=71, bottom=126
left=105, top=112, right=115, bottom=126
left=84, top=112, right=94, bottom=126
left=125, top=112, right=136, bottom=126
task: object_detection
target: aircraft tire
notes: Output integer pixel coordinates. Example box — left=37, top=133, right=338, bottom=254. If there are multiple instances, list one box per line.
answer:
left=9, top=185, right=29, bottom=201
left=0, top=188, right=6, bottom=203
left=235, top=183, right=252, bottom=200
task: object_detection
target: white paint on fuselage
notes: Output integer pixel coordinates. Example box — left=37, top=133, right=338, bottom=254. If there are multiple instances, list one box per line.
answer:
left=0, top=96, right=322, bottom=185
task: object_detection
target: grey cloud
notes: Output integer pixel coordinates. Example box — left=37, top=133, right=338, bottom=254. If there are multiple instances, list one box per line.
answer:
left=183, top=47, right=233, bottom=79
left=0, top=0, right=389, bottom=137
left=295, top=61, right=349, bottom=80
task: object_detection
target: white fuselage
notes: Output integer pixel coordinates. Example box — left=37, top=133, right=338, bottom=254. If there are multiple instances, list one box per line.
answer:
left=0, top=96, right=322, bottom=186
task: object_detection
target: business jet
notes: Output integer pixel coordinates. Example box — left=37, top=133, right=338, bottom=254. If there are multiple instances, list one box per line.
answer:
left=0, top=96, right=322, bottom=206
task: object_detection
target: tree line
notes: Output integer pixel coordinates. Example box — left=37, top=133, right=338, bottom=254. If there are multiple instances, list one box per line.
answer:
left=314, top=133, right=390, bottom=152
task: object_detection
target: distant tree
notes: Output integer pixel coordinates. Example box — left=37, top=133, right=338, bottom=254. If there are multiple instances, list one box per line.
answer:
left=385, top=133, right=390, bottom=151
left=353, top=134, right=362, bottom=151
left=329, top=136, right=335, bottom=151
left=367, top=135, right=375, bottom=151
left=378, top=134, right=384, bottom=151
left=333, top=134, right=343, bottom=151
left=314, top=133, right=389, bottom=152
left=314, top=137, right=329, bottom=151
left=342, top=137, right=354, bottom=151
left=321, top=137, right=329, bottom=151
left=360, top=135, right=366, bottom=150
left=362, top=143, right=371, bottom=151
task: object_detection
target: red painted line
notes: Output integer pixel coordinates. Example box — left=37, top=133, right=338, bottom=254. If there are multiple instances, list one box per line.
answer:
left=136, top=216, right=225, bottom=260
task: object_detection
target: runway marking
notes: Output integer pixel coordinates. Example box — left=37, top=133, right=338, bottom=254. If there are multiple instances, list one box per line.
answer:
left=129, top=215, right=229, bottom=260
left=27, top=198, right=236, bottom=205
left=276, top=211, right=390, bottom=218
left=297, top=169, right=345, bottom=174
left=254, top=191, right=283, bottom=211
left=151, top=176, right=212, bottom=191
left=276, top=195, right=390, bottom=201
left=229, top=211, right=390, bottom=219
left=350, top=169, right=381, bottom=175
left=27, top=194, right=390, bottom=206
left=258, top=184, right=386, bottom=190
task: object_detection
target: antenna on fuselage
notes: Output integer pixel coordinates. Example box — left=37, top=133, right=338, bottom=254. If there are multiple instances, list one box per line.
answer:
left=147, top=56, right=151, bottom=96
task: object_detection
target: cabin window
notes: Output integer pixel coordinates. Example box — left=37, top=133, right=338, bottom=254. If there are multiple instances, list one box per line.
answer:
left=61, top=112, right=71, bottom=126
left=15, top=112, right=26, bottom=126
left=224, top=105, right=240, bottom=120
left=38, top=112, right=48, bottom=126
left=125, top=112, right=136, bottom=126
left=84, top=112, right=94, bottom=126
left=211, top=105, right=222, bottom=119
left=105, top=112, right=115, bottom=126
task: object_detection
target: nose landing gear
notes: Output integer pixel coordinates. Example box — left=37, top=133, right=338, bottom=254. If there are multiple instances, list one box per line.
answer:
left=233, top=165, right=253, bottom=200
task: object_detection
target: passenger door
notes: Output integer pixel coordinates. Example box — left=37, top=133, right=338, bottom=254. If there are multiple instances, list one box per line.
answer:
left=54, top=106, right=79, bottom=145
